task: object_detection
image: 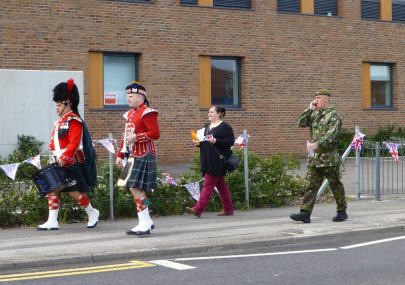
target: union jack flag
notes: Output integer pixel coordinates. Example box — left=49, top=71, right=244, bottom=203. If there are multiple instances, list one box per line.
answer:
left=235, top=135, right=248, bottom=150
left=385, top=142, right=399, bottom=162
left=350, top=131, right=365, bottom=151
left=162, top=172, right=178, bottom=186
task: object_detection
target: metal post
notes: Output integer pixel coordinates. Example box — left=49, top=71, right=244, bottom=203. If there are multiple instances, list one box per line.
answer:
left=355, top=126, right=361, bottom=200
left=355, top=146, right=361, bottom=200
left=243, top=129, right=249, bottom=210
left=375, top=142, right=381, bottom=201
left=109, top=133, right=114, bottom=220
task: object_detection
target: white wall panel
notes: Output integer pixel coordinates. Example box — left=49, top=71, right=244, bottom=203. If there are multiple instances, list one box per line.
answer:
left=0, top=70, right=83, bottom=160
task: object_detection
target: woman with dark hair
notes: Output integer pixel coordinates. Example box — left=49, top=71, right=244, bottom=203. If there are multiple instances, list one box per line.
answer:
left=187, top=105, right=235, bottom=217
left=37, top=79, right=99, bottom=230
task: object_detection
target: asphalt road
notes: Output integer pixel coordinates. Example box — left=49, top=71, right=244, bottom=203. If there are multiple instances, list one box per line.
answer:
left=3, top=232, right=405, bottom=285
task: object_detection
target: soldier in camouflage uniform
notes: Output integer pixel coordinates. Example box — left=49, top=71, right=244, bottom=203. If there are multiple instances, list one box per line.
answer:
left=290, top=89, right=348, bottom=223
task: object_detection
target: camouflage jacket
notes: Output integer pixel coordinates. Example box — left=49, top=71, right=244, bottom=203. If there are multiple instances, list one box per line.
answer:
left=298, top=107, right=342, bottom=167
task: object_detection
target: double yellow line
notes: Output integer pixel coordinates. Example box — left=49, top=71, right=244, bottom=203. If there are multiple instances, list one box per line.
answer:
left=0, top=260, right=155, bottom=282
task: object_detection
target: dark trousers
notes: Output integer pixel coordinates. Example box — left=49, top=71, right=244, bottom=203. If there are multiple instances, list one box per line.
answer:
left=194, top=173, right=234, bottom=214
left=301, top=165, right=347, bottom=214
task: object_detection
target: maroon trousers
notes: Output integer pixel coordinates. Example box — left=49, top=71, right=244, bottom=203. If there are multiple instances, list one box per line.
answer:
left=194, top=173, right=234, bottom=214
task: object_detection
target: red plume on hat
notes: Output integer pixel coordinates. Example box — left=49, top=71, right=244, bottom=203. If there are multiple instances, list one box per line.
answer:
left=66, top=78, right=74, bottom=103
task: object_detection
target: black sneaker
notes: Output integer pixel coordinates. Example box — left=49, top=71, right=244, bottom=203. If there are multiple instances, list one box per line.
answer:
left=332, top=210, right=348, bottom=222
left=290, top=211, right=311, bottom=223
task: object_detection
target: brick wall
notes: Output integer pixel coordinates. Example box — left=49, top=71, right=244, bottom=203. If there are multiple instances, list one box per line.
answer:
left=1, top=0, right=404, bottom=163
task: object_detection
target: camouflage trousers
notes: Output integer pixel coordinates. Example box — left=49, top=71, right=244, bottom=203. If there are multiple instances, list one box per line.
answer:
left=301, top=165, right=347, bottom=214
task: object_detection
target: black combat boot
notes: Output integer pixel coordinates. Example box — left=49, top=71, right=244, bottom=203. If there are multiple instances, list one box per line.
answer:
left=290, top=210, right=311, bottom=223
left=332, top=210, right=348, bottom=222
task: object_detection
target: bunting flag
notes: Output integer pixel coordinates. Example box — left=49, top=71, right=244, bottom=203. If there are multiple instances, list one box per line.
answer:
left=95, top=139, right=116, bottom=154
left=184, top=182, right=200, bottom=201
left=385, top=142, right=399, bottom=162
left=350, top=131, right=365, bottom=151
left=235, top=134, right=249, bottom=149
left=0, top=163, right=21, bottom=180
left=23, top=154, right=41, bottom=169
left=162, top=172, right=178, bottom=186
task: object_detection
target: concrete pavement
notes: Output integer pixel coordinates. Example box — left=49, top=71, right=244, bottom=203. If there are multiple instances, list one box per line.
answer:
left=2, top=196, right=405, bottom=271
left=1, top=158, right=404, bottom=271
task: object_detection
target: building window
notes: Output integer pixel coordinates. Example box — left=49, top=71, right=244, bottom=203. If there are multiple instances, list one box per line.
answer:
left=88, top=52, right=138, bottom=109
left=370, top=64, right=392, bottom=108
left=361, top=0, right=380, bottom=19
left=277, top=0, right=300, bottom=13
left=180, top=0, right=197, bottom=5
left=393, top=0, right=405, bottom=21
left=110, top=0, right=152, bottom=2
left=180, top=0, right=251, bottom=9
left=362, top=62, right=393, bottom=109
left=314, top=0, right=338, bottom=16
left=214, top=0, right=251, bottom=9
left=199, top=56, right=241, bottom=108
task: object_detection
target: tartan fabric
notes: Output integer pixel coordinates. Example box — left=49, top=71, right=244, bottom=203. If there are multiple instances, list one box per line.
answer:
left=62, top=163, right=90, bottom=193
left=127, top=154, right=157, bottom=191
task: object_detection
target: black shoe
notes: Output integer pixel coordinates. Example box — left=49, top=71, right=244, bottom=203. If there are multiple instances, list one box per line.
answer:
left=332, top=210, right=348, bottom=222
left=135, top=229, right=151, bottom=237
left=126, top=229, right=151, bottom=236
left=290, top=211, right=311, bottom=223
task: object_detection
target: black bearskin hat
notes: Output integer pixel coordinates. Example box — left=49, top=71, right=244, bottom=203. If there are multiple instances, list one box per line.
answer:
left=53, top=79, right=80, bottom=108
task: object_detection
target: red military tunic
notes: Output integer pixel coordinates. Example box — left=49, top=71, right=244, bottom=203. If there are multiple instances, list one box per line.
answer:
left=117, top=103, right=160, bottom=159
left=49, top=111, right=84, bottom=167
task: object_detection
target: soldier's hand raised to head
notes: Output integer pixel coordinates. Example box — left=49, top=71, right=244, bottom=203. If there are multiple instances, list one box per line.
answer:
left=310, top=100, right=318, bottom=110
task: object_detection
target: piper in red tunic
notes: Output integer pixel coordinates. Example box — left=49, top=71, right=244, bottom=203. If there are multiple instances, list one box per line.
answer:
left=116, top=81, right=160, bottom=237
left=37, top=79, right=99, bottom=231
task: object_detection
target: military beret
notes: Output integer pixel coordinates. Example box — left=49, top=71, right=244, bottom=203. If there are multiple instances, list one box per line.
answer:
left=315, top=89, right=331, bottom=96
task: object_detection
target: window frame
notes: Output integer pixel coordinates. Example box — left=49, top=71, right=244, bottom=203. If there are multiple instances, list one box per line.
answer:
left=88, top=51, right=139, bottom=110
left=314, top=0, right=338, bottom=16
left=103, top=52, right=139, bottom=110
left=199, top=55, right=242, bottom=110
left=370, top=63, right=393, bottom=109
left=362, top=62, right=394, bottom=110
left=361, top=0, right=380, bottom=19
left=277, top=0, right=339, bottom=17
left=107, top=0, right=153, bottom=3
left=211, top=56, right=241, bottom=109
left=393, top=0, right=405, bottom=22
left=180, top=0, right=252, bottom=10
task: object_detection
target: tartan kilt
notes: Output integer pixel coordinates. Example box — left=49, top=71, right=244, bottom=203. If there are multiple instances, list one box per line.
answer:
left=62, top=163, right=90, bottom=193
left=127, top=153, right=157, bottom=192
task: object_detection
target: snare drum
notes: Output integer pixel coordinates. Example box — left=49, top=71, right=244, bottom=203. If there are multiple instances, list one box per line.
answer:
left=33, top=163, right=71, bottom=198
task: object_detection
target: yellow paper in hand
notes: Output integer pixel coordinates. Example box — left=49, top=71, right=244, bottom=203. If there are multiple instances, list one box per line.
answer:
left=191, top=130, right=198, bottom=141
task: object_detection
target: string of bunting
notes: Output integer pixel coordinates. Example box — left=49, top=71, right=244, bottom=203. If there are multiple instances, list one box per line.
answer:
left=0, top=135, right=226, bottom=203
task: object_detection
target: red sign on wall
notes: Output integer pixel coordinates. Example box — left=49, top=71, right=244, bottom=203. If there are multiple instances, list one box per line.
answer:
left=104, top=93, right=117, bottom=105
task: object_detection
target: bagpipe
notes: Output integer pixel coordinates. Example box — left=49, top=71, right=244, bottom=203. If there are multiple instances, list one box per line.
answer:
left=117, top=123, right=135, bottom=187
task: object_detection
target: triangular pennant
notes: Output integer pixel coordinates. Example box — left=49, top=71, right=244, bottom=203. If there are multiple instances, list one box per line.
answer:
left=23, top=154, right=41, bottom=169
left=96, top=139, right=116, bottom=154
left=185, top=182, right=200, bottom=201
left=0, top=163, right=21, bottom=180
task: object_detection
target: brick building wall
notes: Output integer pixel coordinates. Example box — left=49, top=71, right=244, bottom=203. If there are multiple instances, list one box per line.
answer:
left=1, top=0, right=404, bottom=163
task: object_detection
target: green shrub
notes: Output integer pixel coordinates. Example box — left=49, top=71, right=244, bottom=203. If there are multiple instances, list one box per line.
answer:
left=1, top=134, right=310, bottom=227
left=370, top=124, right=405, bottom=142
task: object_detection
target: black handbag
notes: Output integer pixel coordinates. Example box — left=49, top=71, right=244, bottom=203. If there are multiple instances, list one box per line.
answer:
left=209, top=143, right=239, bottom=172
left=224, top=152, right=239, bottom=172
